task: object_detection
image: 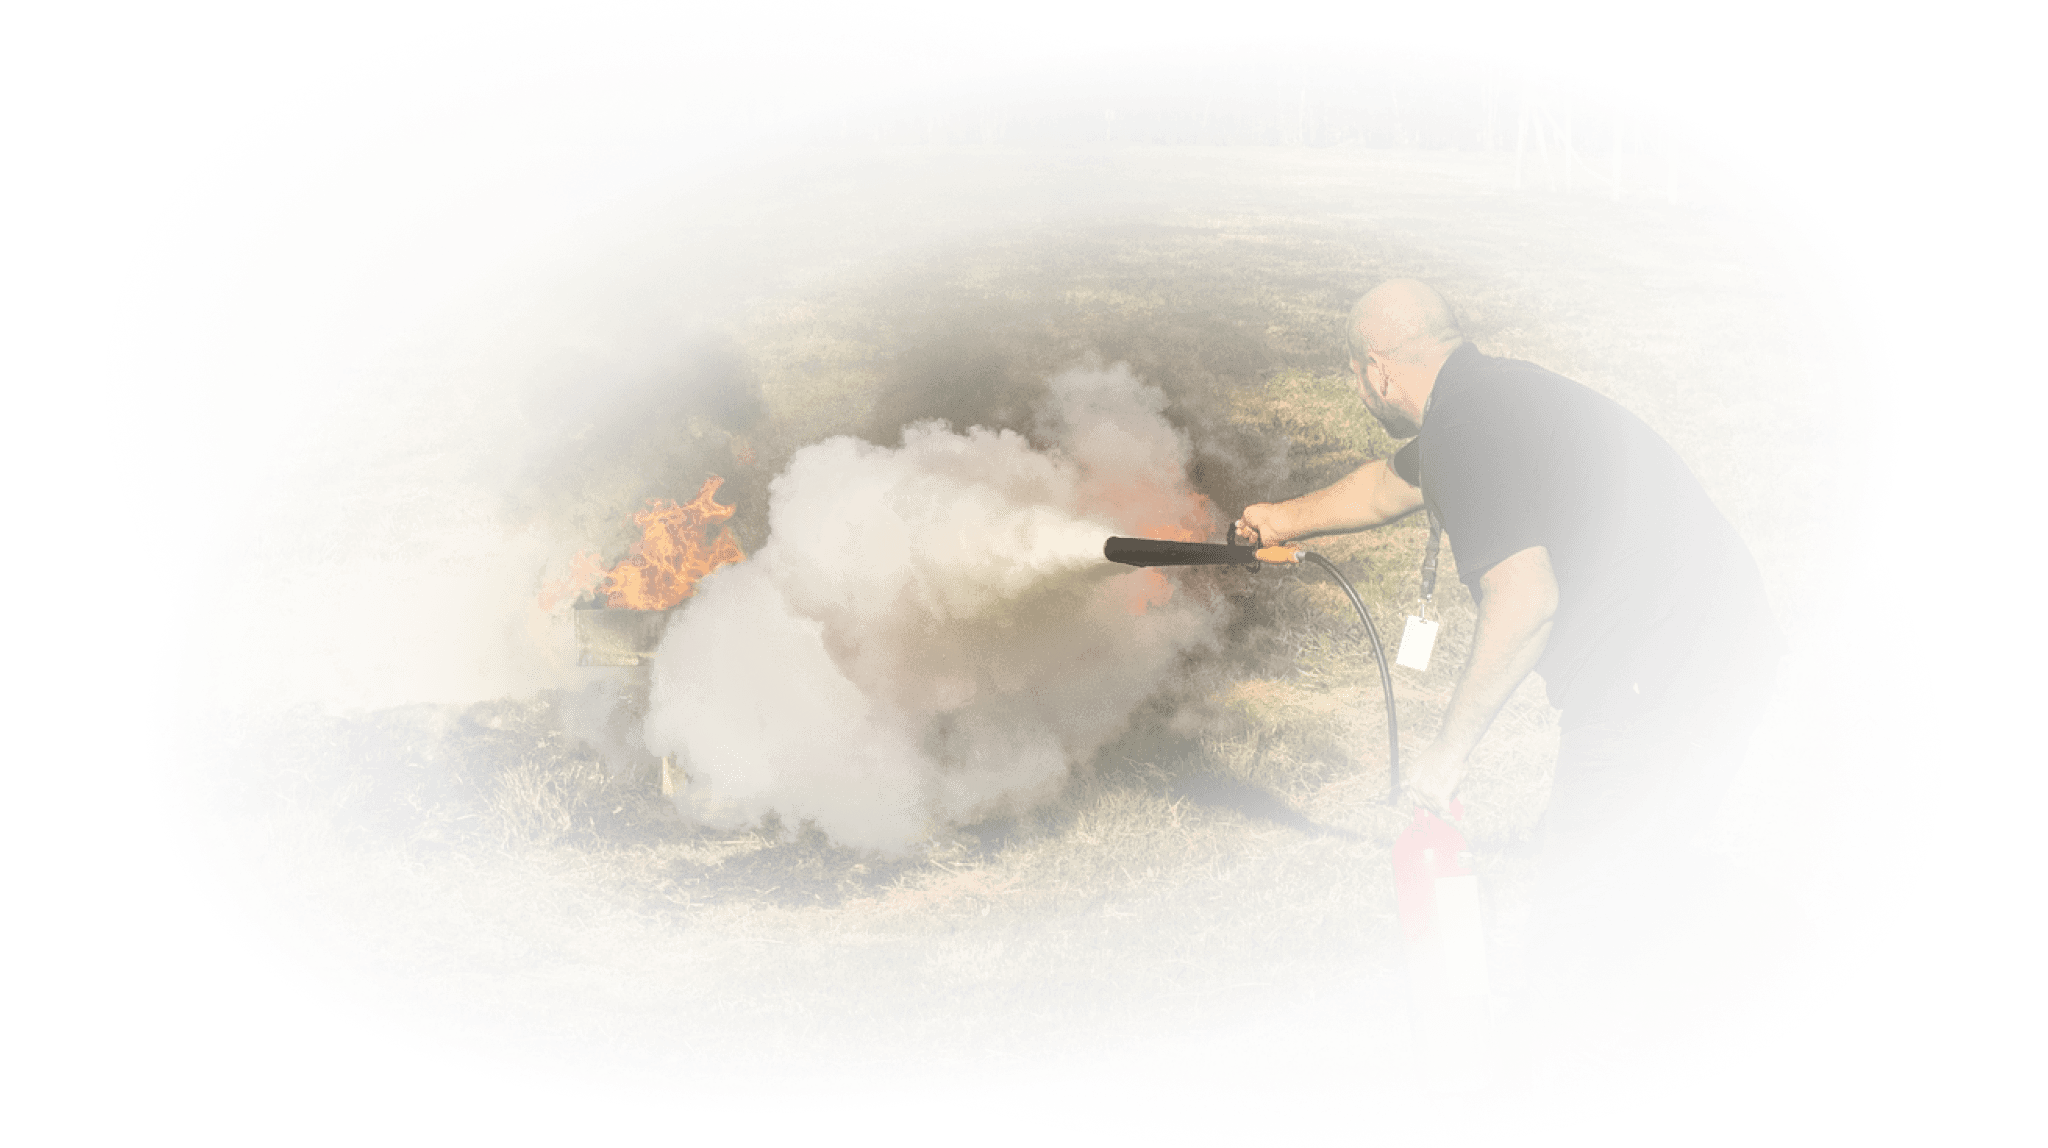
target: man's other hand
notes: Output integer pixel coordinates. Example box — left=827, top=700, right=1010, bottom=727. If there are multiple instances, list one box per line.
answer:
left=1399, top=740, right=1468, bottom=816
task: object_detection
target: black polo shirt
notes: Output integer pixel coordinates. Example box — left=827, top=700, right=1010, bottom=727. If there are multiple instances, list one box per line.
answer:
left=1391, top=343, right=1778, bottom=725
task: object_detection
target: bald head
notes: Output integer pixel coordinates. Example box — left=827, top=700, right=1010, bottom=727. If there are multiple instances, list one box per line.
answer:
left=1346, top=279, right=1464, bottom=366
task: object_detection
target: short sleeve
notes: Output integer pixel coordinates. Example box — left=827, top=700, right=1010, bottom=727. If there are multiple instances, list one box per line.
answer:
left=1424, top=412, right=1551, bottom=590
left=1391, top=440, right=1422, bottom=487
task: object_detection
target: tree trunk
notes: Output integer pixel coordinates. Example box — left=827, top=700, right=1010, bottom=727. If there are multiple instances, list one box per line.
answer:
left=1490, top=59, right=1507, bottom=150
left=1605, top=88, right=1622, bottom=200
left=1662, top=113, right=1679, bottom=204
left=1564, top=73, right=1581, bottom=191
left=1482, top=59, right=1499, bottom=150
left=1531, top=96, right=1556, bottom=190
left=1515, top=62, right=1531, bottom=186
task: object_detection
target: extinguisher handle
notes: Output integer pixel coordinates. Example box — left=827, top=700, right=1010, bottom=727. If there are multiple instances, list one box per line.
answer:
left=1400, top=781, right=1433, bottom=818
left=1400, top=785, right=1466, bottom=822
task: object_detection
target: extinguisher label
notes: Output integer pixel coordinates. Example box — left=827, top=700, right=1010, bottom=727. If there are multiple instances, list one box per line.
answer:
left=1397, top=615, right=1439, bottom=671
left=1433, top=874, right=1490, bottom=998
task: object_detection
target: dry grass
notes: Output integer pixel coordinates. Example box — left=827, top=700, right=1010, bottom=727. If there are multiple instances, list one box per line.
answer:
left=209, top=145, right=1819, bottom=1086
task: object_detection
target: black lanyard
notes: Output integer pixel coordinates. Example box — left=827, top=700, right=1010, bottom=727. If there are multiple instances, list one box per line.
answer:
left=1420, top=509, right=1442, bottom=612
left=1416, top=386, right=1442, bottom=612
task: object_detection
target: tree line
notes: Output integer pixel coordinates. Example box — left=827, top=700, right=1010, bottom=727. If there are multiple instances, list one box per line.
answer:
left=503, top=36, right=1736, bottom=207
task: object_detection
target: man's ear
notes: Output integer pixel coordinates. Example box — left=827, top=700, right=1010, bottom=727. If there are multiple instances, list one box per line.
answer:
left=1361, top=352, right=1389, bottom=397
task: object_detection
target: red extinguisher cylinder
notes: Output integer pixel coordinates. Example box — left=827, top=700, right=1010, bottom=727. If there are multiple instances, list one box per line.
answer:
left=1393, top=802, right=1494, bottom=1087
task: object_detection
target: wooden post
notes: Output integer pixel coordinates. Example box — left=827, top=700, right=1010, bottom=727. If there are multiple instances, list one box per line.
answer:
left=1662, top=111, right=1679, bottom=204
left=660, top=755, right=678, bottom=797
left=1605, top=88, right=1622, bottom=200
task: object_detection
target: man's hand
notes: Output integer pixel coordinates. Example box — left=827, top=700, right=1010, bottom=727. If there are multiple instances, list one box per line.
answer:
left=1399, top=740, right=1469, bottom=816
left=1235, top=460, right=1424, bottom=549
left=1236, top=503, right=1289, bottom=547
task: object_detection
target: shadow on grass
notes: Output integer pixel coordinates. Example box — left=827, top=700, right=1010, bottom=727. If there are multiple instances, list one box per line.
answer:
left=943, top=773, right=1363, bottom=860
left=690, top=820, right=921, bottom=909
left=1168, top=772, right=1364, bottom=841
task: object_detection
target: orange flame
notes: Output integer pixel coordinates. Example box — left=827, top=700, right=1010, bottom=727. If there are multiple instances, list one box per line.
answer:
left=538, top=477, right=747, bottom=612
left=1084, top=480, right=1219, bottom=616
left=1124, top=568, right=1176, bottom=616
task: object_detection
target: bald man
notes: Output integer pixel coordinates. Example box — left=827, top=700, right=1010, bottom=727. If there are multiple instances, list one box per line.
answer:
left=1238, top=280, right=1779, bottom=1039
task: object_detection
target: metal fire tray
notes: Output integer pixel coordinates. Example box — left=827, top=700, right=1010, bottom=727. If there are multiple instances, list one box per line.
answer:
left=572, top=604, right=674, bottom=667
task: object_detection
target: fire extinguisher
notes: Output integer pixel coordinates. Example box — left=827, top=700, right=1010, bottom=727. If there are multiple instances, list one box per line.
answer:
left=1393, top=800, right=1492, bottom=1080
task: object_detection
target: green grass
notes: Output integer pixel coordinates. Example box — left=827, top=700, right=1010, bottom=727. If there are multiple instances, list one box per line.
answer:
left=211, top=145, right=1822, bottom=1084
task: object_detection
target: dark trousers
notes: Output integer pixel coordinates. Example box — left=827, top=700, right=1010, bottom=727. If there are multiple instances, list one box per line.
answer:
left=1522, top=661, right=1777, bottom=1056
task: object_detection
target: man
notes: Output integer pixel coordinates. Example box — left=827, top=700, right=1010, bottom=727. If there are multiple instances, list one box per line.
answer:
left=1237, top=279, right=1781, bottom=1049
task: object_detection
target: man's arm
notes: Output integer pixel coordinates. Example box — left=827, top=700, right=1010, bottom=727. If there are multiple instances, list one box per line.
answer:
left=1402, top=544, right=1558, bottom=812
left=1236, top=458, right=1425, bottom=545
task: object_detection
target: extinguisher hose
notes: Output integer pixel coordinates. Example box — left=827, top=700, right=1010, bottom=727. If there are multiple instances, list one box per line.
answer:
left=1104, top=536, right=1401, bottom=801
left=1300, top=551, right=1399, bottom=800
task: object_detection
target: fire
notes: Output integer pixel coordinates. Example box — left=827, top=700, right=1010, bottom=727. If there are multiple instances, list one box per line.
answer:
left=1124, top=568, right=1176, bottom=616
left=1087, top=479, right=1214, bottom=546
left=1083, top=479, right=1218, bottom=616
left=538, top=477, right=747, bottom=612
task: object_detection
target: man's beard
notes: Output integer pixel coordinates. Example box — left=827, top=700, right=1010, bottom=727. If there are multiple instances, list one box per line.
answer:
left=1373, top=409, right=1421, bottom=440
left=1363, top=391, right=1421, bottom=439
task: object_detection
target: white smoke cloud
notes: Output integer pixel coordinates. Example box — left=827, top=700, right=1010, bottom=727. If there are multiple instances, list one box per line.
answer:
left=641, top=362, right=1226, bottom=852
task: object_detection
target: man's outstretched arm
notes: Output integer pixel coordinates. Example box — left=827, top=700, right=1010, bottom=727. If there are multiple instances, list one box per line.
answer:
left=1236, top=458, right=1425, bottom=545
left=1402, top=544, right=1558, bottom=812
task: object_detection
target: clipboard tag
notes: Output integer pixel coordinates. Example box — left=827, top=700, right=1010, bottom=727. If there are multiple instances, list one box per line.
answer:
left=1396, top=615, right=1439, bottom=671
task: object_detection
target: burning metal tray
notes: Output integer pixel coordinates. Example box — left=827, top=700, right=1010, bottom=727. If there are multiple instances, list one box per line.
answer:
left=571, top=603, right=673, bottom=667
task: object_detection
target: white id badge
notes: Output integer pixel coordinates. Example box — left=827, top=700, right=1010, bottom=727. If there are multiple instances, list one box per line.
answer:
left=1396, top=615, right=1439, bottom=671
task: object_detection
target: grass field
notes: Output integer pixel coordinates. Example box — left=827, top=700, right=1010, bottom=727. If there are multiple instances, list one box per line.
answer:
left=198, top=144, right=1832, bottom=1107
